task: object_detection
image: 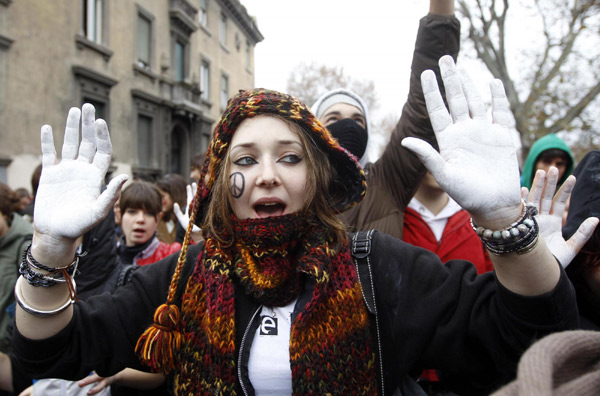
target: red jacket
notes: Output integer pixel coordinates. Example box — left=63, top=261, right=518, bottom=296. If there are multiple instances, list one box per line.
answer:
left=135, top=237, right=182, bottom=266
left=403, top=207, right=493, bottom=275
left=405, top=206, right=493, bottom=383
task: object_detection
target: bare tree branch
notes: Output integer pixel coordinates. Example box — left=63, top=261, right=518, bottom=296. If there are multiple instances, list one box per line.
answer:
left=458, top=0, right=520, bottom=111
left=458, top=0, right=600, bottom=157
left=526, top=2, right=583, bottom=107
left=547, top=81, right=600, bottom=134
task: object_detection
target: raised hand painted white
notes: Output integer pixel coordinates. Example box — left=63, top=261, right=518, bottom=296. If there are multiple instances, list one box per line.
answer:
left=402, top=55, right=521, bottom=228
left=526, top=167, right=599, bottom=267
left=34, top=104, right=128, bottom=241
left=174, top=182, right=201, bottom=233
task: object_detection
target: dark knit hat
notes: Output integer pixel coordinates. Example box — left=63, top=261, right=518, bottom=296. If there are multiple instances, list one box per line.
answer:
left=197, top=88, right=367, bottom=216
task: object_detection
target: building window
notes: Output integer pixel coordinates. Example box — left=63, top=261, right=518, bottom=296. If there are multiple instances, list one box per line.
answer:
left=0, top=158, right=11, bottom=185
left=82, top=0, right=103, bottom=44
left=132, top=90, right=162, bottom=179
left=200, top=60, right=210, bottom=102
left=219, top=13, right=227, bottom=47
left=137, top=114, right=154, bottom=168
left=220, top=74, right=228, bottom=111
left=171, top=128, right=185, bottom=175
left=199, top=0, right=208, bottom=28
left=137, top=12, right=153, bottom=69
left=83, top=98, right=106, bottom=121
left=72, top=66, right=117, bottom=127
left=174, top=40, right=185, bottom=81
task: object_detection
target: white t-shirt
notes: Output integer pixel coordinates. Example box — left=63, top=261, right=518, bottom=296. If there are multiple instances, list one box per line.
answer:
left=408, top=197, right=463, bottom=242
left=247, top=298, right=297, bottom=395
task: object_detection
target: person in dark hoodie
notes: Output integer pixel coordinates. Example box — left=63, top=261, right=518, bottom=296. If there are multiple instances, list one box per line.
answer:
left=563, top=150, right=600, bottom=330
left=521, top=133, right=574, bottom=190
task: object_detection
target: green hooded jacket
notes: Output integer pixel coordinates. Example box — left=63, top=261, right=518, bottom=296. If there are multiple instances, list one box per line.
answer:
left=521, top=133, right=574, bottom=189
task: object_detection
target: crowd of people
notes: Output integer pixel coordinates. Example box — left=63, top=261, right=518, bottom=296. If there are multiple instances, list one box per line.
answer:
left=0, top=1, right=599, bottom=395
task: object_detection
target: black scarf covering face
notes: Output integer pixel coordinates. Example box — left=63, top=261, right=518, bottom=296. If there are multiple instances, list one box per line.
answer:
left=327, top=118, right=369, bottom=160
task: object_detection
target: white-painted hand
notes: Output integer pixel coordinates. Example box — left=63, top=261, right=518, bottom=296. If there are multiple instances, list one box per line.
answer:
left=174, top=182, right=202, bottom=242
left=402, top=55, right=522, bottom=227
left=524, top=167, right=599, bottom=267
left=34, top=104, right=128, bottom=240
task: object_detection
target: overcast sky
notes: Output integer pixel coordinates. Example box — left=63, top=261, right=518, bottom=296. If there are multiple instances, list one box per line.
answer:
left=240, top=0, right=494, bottom=122
left=241, top=0, right=427, bottom=120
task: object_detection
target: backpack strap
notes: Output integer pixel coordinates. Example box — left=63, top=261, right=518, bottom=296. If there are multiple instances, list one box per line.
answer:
left=351, top=229, right=376, bottom=314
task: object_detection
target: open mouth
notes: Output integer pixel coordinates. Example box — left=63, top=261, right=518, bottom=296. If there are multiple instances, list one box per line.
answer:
left=254, top=202, right=286, bottom=218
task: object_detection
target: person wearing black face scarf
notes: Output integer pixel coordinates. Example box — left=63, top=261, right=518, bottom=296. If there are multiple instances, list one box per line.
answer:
left=311, top=0, right=458, bottom=240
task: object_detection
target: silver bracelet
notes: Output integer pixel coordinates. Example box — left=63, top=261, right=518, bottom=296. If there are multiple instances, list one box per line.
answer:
left=14, top=275, right=75, bottom=317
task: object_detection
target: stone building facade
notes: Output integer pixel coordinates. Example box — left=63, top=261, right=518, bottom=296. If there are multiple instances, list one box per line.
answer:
left=0, top=0, right=263, bottom=189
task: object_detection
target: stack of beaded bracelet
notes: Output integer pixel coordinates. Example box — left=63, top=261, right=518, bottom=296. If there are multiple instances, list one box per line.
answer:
left=14, top=244, right=79, bottom=317
left=471, top=200, right=540, bottom=256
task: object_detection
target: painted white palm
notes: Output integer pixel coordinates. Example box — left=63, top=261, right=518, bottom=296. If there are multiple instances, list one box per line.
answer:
left=402, top=55, right=522, bottom=226
left=34, top=104, right=127, bottom=240
left=174, top=182, right=201, bottom=233
left=524, top=168, right=598, bottom=267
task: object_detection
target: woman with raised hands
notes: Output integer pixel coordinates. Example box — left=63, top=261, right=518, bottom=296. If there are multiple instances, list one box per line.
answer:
left=12, top=56, right=597, bottom=395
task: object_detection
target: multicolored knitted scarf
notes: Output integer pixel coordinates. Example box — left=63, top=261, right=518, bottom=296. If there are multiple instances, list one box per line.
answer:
left=174, top=212, right=376, bottom=395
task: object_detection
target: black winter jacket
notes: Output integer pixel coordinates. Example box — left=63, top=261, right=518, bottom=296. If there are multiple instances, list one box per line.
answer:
left=12, top=231, right=577, bottom=396
left=564, top=150, right=600, bottom=331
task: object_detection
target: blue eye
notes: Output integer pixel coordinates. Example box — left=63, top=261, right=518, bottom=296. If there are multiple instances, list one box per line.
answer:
left=279, top=154, right=302, bottom=164
left=234, top=156, right=257, bottom=166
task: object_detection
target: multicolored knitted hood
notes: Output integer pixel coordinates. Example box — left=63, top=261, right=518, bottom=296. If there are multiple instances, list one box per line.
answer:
left=197, top=88, right=367, bottom=218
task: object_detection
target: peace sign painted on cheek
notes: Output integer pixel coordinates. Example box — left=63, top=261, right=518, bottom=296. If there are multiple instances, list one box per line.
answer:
left=230, top=172, right=245, bottom=199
